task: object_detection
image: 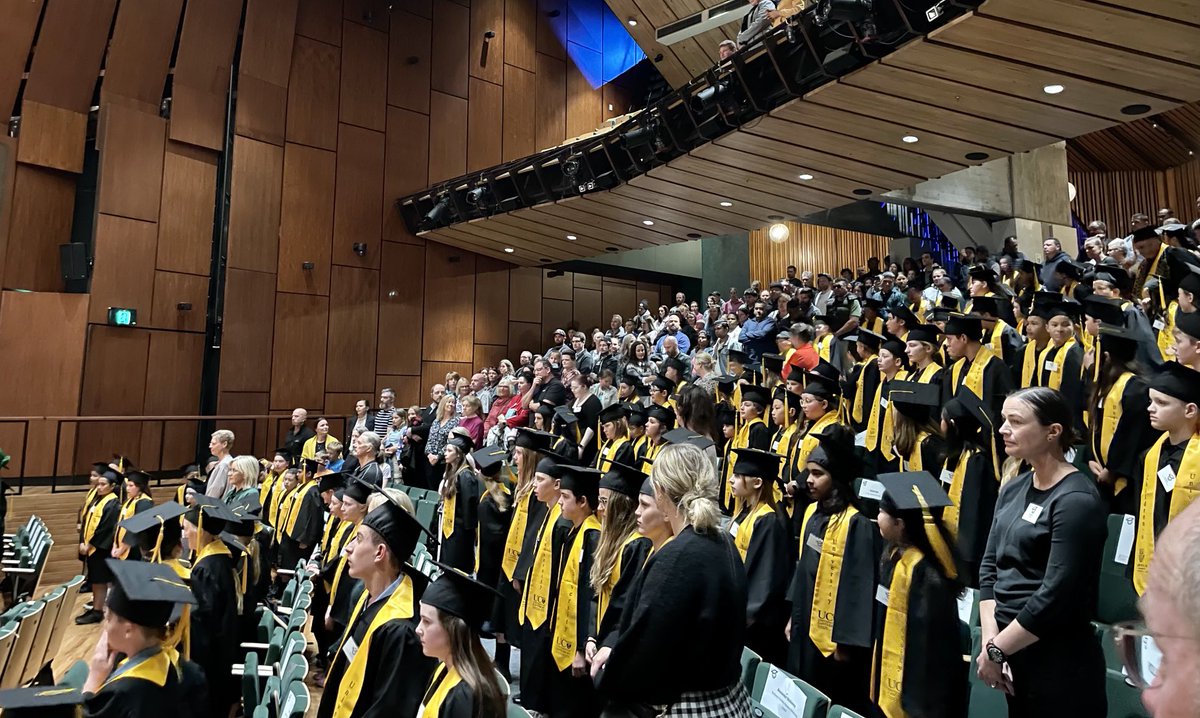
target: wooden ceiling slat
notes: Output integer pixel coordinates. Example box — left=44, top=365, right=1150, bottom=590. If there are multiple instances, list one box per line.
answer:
left=504, top=206, right=658, bottom=250
left=454, top=221, right=578, bottom=261
left=646, top=162, right=824, bottom=220
left=427, top=227, right=540, bottom=265
left=583, top=191, right=745, bottom=237
left=485, top=213, right=639, bottom=254
left=612, top=181, right=763, bottom=229
left=711, top=130, right=897, bottom=193
left=689, top=141, right=875, bottom=202
left=623, top=174, right=785, bottom=224
left=664, top=155, right=834, bottom=213
left=560, top=194, right=712, bottom=241
left=532, top=202, right=677, bottom=246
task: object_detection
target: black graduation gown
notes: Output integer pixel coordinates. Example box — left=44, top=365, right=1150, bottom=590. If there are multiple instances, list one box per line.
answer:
left=598, top=527, right=747, bottom=707
left=280, top=484, right=323, bottom=568
left=549, top=524, right=601, bottom=718
left=84, top=652, right=208, bottom=718
left=746, top=421, right=773, bottom=451
left=943, top=450, right=996, bottom=589
left=787, top=507, right=879, bottom=714
left=316, top=575, right=437, bottom=718
left=1088, top=376, right=1155, bottom=515
left=1010, top=341, right=1046, bottom=388
left=190, top=550, right=240, bottom=718
left=518, top=514, right=571, bottom=714
left=477, top=490, right=512, bottom=591
left=498, top=494, right=548, bottom=644
left=439, top=468, right=482, bottom=573
left=575, top=394, right=603, bottom=467
left=1137, top=437, right=1191, bottom=542
left=942, top=351, right=1015, bottom=416
left=423, top=677, right=477, bottom=717
left=870, top=553, right=968, bottom=718
left=594, top=535, right=652, bottom=646
left=846, top=362, right=881, bottom=434
left=85, top=497, right=121, bottom=583
left=737, top=506, right=791, bottom=667
left=1038, top=343, right=1085, bottom=434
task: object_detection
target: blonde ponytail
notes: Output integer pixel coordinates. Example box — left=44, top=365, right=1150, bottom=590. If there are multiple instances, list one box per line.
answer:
left=649, top=444, right=722, bottom=534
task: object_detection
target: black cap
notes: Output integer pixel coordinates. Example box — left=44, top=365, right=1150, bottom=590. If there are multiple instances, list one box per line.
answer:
left=1082, top=295, right=1124, bottom=325
left=1179, top=263, right=1200, bottom=296
left=91, top=461, right=111, bottom=476
left=119, top=501, right=187, bottom=556
left=728, top=349, right=750, bottom=366
left=731, top=448, right=784, bottom=478
left=878, top=471, right=953, bottom=513
left=762, top=353, right=785, bottom=375
left=856, top=329, right=885, bottom=351
left=663, top=355, right=687, bottom=375
left=905, top=324, right=940, bottom=345
left=554, top=405, right=579, bottom=427
left=640, top=476, right=656, bottom=497
left=970, top=295, right=1004, bottom=318
left=943, top=314, right=983, bottom=341
left=1097, top=324, right=1140, bottom=361
left=942, top=391, right=993, bottom=438
left=650, top=375, right=675, bottom=393
left=362, top=487, right=432, bottom=560
left=106, top=558, right=197, bottom=627
left=599, top=461, right=647, bottom=498
left=515, top=428, right=555, bottom=453
left=558, top=465, right=602, bottom=507
left=447, top=431, right=474, bottom=453
left=661, top=427, right=715, bottom=450
left=888, top=381, right=941, bottom=415
left=420, top=562, right=503, bottom=634
left=0, top=686, right=84, bottom=718
left=618, top=372, right=641, bottom=389
left=300, top=458, right=321, bottom=479
left=889, top=305, right=919, bottom=327
left=1045, top=301, right=1081, bottom=321
left=1018, top=258, right=1041, bottom=275
left=184, top=495, right=240, bottom=535
left=938, top=294, right=960, bottom=310
left=598, top=403, right=629, bottom=424
left=228, top=496, right=262, bottom=537
left=1177, top=310, right=1200, bottom=341
left=626, top=404, right=647, bottom=427
left=1093, top=268, right=1131, bottom=294
left=273, top=446, right=295, bottom=465
left=1132, top=226, right=1160, bottom=243
left=345, top=476, right=375, bottom=504
left=881, top=336, right=906, bottom=358
left=645, top=404, right=676, bottom=430
left=470, top=446, right=507, bottom=477
left=535, top=454, right=564, bottom=478
left=319, top=471, right=349, bottom=494
left=716, top=406, right=737, bottom=427
left=1055, top=261, right=1084, bottom=280
left=863, top=297, right=884, bottom=311
left=739, top=385, right=771, bottom=408
left=1149, top=362, right=1200, bottom=405
left=800, top=371, right=840, bottom=400
left=931, top=308, right=953, bottom=323
left=714, top=374, right=738, bottom=393
left=968, top=265, right=997, bottom=283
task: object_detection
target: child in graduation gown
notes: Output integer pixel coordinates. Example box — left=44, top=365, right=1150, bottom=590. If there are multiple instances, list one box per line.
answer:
left=1034, top=302, right=1086, bottom=433
left=939, top=394, right=999, bottom=588
left=469, top=446, right=512, bottom=677
left=863, top=335, right=909, bottom=478
left=113, top=470, right=153, bottom=561
left=182, top=498, right=242, bottom=718
left=787, top=424, right=880, bottom=715
left=498, top=429, right=554, bottom=663
left=76, top=467, right=122, bottom=625
left=871, top=472, right=968, bottom=718
left=723, top=385, right=773, bottom=515
left=589, top=462, right=652, bottom=656
left=886, top=383, right=946, bottom=474
left=278, top=459, right=324, bottom=573
left=636, top=405, right=673, bottom=472
left=595, top=403, right=636, bottom=473
left=118, top=501, right=193, bottom=661
left=416, top=565, right=509, bottom=717
left=549, top=466, right=604, bottom=717
left=437, top=432, right=482, bottom=573
left=729, top=448, right=792, bottom=667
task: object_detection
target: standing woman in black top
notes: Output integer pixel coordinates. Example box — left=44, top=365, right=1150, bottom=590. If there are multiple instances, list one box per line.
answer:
left=569, top=374, right=604, bottom=467
left=977, top=387, right=1107, bottom=716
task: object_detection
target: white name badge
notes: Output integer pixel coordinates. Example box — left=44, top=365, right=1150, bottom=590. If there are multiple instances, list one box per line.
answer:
left=1153, top=319, right=1166, bottom=331
left=1159, top=464, right=1177, bottom=492
left=806, top=533, right=824, bottom=554
left=854, top=431, right=867, bottom=447
left=1022, top=503, right=1044, bottom=524
left=858, top=479, right=885, bottom=501
left=1044, top=360, right=1059, bottom=372
left=879, top=397, right=889, bottom=409
left=728, top=520, right=740, bottom=538
left=939, top=468, right=954, bottom=486
left=1115, top=514, right=1136, bottom=566
left=957, top=588, right=976, bottom=625
left=875, top=584, right=890, bottom=606
left=342, top=635, right=359, bottom=663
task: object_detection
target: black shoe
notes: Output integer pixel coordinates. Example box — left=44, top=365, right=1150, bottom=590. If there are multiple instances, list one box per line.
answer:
left=74, top=609, right=102, bottom=625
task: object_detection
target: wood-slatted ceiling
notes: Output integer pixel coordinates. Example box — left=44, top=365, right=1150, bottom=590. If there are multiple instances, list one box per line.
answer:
left=1069, top=102, right=1200, bottom=172
left=603, top=0, right=741, bottom=89
left=421, top=0, right=1200, bottom=266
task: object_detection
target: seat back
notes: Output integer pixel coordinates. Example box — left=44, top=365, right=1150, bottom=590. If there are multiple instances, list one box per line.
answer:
left=265, top=626, right=286, bottom=666
left=1098, top=513, right=1139, bottom=624
left=279, top=680, right=310, bottom=718
left=740, top=646, right=762, bottom=692
left=0, top=623, right=18, bottom=682
left=750, top=663, right=830, bottom=718
left=0, top=601, right=45, bottom=689
left=414, top=500, right=436, bottom=536
left=43, top=575, right=84, bottom=667
left=829, top=706, right=868, bottom=718
left=241, top=651, right=261, bottom=711
left=22, top=586, right=64, bottom=683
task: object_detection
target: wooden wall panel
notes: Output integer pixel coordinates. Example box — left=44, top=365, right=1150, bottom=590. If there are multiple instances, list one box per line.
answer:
left=81, top=326, right=151, bottom=415
left=14, top=101, right=88, bottom=173
left=345, top=0, right=392, bottom=32
left=423, top=243, right=476, bottom=362
left=574, top=272, right=602, bottom=290
left=508, top=320, right=542, bottom=361
left=340, top=21, right=389, bottom=132
left=384, top=108, right=430, bottom=243
left=509, top=267, right=543, bottom=322
left=421, top=361, right=475, bottom=398
left=376, top=376, right=422, bottom=408
left=535, top=53, right=567, bottom=151
left=0, top=138, right=12, bottom=286
left=0, top=0, right=42, bottom=121
left=429, top=92, right=468, bottom=184
left=601, top=281, right=635, bottom=334
left=387, top=11, right=432, bottom=114
left=286, top=37, right=342, bottom=151
left=748, top=222, right=893, bottom=281
left=22, top=0, right=117, bottom=113
left=474, top=344, right=508, bottom=370
left=543, top=298, right=573, bottom=337
left=170, top=0, right=242, bottom=150
left=3, top=165, right=74, bottom=292
left=89, top=215, right=158, bottom=325
left=565, top=47, right=603, bottom=140
left=378, top=242, right=425, bottom=375
left=636, top=282, right=661, bottom=309
left=150, top=271, right=210, bottom=332
left=97, top=105, right=167, bottom=222
left=237, top=0, right=300, bottom=145
left=536, top=0, right=567, bottom=61
left=326, top=266, right=380, bottom=393
left=270, top=292, right=330, bottom=410
left=102, top=0, right=184, bottom=112
left=505, top=0, right=537, bottom=72
left=503, top=65, right=536, bottom=162
left=474, top=258, right=511, bottom=345
left=470, top=0, right=506, bottom=86
left=431, top=0, right=470, bottom=100
left=543, top=270, right=573, bottom=300
left=157, top=146, right=218, bottom=276
left=296, top=0, right=342, bottom=45
left=229, top=137, right=285, bottom=273
left=220, top=268, right=277, bottom=392
left=468, top=78, right=503, bottom=173
left=278, top=143, right=336, bottom=295
left=1166, top=158, right=1200, bottom=220
left=333, top=125, right=385, bottom=269
left=217, top=391, right=270, bottom=460
left=142, top=331, right=204, bottom=469
left=1068, top=169, right=1166, bottom=233
left=574, top=286, right=602, bottom=335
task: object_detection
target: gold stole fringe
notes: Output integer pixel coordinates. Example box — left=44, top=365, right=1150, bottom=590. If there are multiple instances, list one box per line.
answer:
left=520, top=503, right=562, bottom=628
left=501, top=493, right=533, bottom=580
left=804, top=503, right=859, bottom=656
left=872, top=547, right=924, bottom=718
left=551, top=515, right=602, bottom=670
left=1134, top=434, right=1200, bottom=594
left=332, top=577, right=415, bottom=718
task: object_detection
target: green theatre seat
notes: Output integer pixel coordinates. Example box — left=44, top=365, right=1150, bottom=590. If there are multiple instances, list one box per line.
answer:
left=741, top=646, right=762, bottom=692
left=750, top=663, right=829, bottom=718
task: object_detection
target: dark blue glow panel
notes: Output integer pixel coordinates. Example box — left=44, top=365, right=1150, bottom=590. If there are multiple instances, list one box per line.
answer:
left=556, top=0, right=646, bottom=88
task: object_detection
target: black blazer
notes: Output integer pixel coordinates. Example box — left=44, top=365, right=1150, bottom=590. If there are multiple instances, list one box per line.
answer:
left=346, top=411, right=377, bottom=447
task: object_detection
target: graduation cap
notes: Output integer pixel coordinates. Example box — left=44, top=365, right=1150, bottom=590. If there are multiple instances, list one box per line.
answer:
left=739, top=385, right=771, bottom=409
left=273, top=446, right=296, bottom=466
left=1017, top=258, right=1041, bottom=275
left=716, top=406, right=738, bottom=427
left=1044, top=301, right=1081, bottom=321
left=773, top=385, right=801, bottom=411
left=1161, top=222, right=1190, bottom=238
left=661, top=427, right=714, bottom=451
left=471, top=446, right=508, bottom=477
left=1178, top=262, right=1200, bottom=296
left=714, top=374, right=738, bottom=394
left=344, top=475, right=375, bottom=505
left=1082, top=295, right=1124, bottom=325
left=106, top=558, right=197, bottom=627
left=942, top=314, right=983, bottom=341
left=856, top=329, right=885, bottom=351
left=553, top=406, right=580, bottom=427
left=876, top=471, right=958, bottom=579
left=299, top=458, right=321, bottom=480
left=862, top=297, right=884, bottom=312
left=968, top=265, right=998, bottom=283
left=1093, top=267, right=1132, bottom=294
left=558, top=465, right=602, bottom=506
left=888, top=381, right=941, bottom=419
left=421, top=561, right=504, bottom=634
left=761, top=353, right=786, bottom=375
left=318, top=471, right=348, bottom=494
left=1149, top=362, right=1200, bottom=405
left=1131, top=225, right=1160, bottom=243
left=938, top=294, right=960, bottom=310
left=618, top=372, right=642, bottom=389
left=184, top=495, right=241, bottom=536
left=650, top=376, right=675, bottom=394
left=807, top=425, right=856, bottom=479
left=728, top=349, right=751, bottom=366
left=535, top=403, right=557, bottom=425
left=119, top=501, right=187, bottom=560
left=227, top=495, right=262, bottom=537
left=889, top=304, right=919, bottom=328
left=942, top=391, right=993, bottom=439
left=1177, top=309, right=1200, bottom=341
left=800, top=371, right=840, bottom=400
left=515, top=428, right=556, bottom=453
left=361, top=484, right=433, bottom=560
left=880, top=336, right=907, bottom=359
left=1056, top=261, right=1085, bottom=281
left=535, top=454, right=565, bottom=479
left=626, top=404, right=648, bottom=427
left=639, top=476, right=656, bottom=497
left=730, top=448, right=784, bottom=479
left=645, top=404, right=676, bottom=430
left=91, top=461, right=111, bottom=477
left=811, top=313, right=830, bottom=326
left=0, top=685, right=85, bottom=718
left=1096, top=324, right=1140, bottom=361
left=599, top=461, right=647, bottom=498
left=598, top=403, right=629, bottom=424
left=931, top=308, right=954, bottom=324
left=905, top=324, right=941, bottom=346
left=662, top=355, right=687, bottom=375
left=969, top=295, right=1005, bottom=318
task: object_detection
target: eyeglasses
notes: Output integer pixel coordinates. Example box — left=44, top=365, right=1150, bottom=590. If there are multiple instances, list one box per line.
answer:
left=1111, top=621, right=1164, bottom=689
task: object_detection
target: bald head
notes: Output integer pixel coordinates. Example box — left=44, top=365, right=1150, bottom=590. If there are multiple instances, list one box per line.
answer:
left=1141, top=500, right=1200, bottom=715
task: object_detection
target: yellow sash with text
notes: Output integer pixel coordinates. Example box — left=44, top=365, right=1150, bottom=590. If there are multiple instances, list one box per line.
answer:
left=733, top=502, right=776, bottom=561
left=804, top=503, right=859, bottom=656
left=551, top=515, right=602, bottom=670
left=1134, top=434, right=1200, bottom=594
left=502, top=493, right=533, bottom=580
left=873, top=547, right=924, bottom=718
left=519, top=503, right=562, bottom=628
left=332, top=576, right=415, bottom=718
left=419, top=663, right=463, bottom=717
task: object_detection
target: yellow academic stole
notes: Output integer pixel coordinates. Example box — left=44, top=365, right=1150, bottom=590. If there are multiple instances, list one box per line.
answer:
left=865, top=378, right=900, bottom=460
left=950, top=345, right=997, bottom=401
left=804, top=503, right=859, bottom=656
left=598, top=530, right=647, bottom=626
left=440, top=472, right=461, bottom=539
left=1094, top=373, right=1135, bottom=467
left=551, top=515, right=602, bottom=670
left=795, top=413, right=839, bottom=475
left=639, top=440, right=664, bottom=474
left=325, top=520, right=356, bottom=593
left=519, top=503, right=562, bottom=628
left=910, top=362, right=941, bottom=385
left=101, top=647, right=173, bottom=689
left=940, top=451, right=975, bottom=540
left=1037, top=338, right=1076, bottom=390
left=83, top=493, right=118, bottom=555
left=502, top=492, right=533, bottom=580
left=259, top=472, right=281, bottom=526
left=114, top=496, right=151, bottom=558
left=80, top=486, right=99, bottom=526
left=987, top=319, right=1010, bottom=355
left=1134, top=434, right=1200, bottom=594
left=1158, top=301, right=1179, bottom=360
left=1020, top=342, right=1044, bottom=387
left=733, top=502, right=775, bottom=561
left=419, top=663, right=463, bottom=717
left=873, top=547, right=924, bottom=718
left=320, top=516, right=342, bottom=559
left=161, top=558, right=193, bottom=661
left=284, top=480, right=318, bottom=537
left=816, top=335, right=833, bottom=362
left=899, top=432, right=930, bottom=471
left=332, top=576, right=415, bottom=718
left=596, top=437, right=629, bottom=473
left=852, top=360, right=871, bottom=424
left=728, top=418, right=766, bottom=515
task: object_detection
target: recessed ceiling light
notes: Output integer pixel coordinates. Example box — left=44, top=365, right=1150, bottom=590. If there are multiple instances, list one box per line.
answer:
left=642, top=219, right=654, bottom=226
left=767, top=214, right=784, bottom=221
left=566, top=234, right=577, bottom=241
left=852, top=188, right=872, bottom=196
left=902, top=135, right=919, bottom=144
left=798, top=173, right=814, bottom=181
left=1042, top=84, right=1064, bottom=95
left=1121, top=104, right=1151, bottom=116
left=965, top=151, right=989, bottom=161
left=503, top=247, right=515, bottom=253
left=627, top=17, right=637, bottom=26
left=686, top=233, right=701, bottom=239
left=719, top=201, right=733, bottom=207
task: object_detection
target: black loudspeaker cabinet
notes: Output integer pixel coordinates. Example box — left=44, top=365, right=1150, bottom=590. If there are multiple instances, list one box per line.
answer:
left=59, top=243, right=89, bottom=292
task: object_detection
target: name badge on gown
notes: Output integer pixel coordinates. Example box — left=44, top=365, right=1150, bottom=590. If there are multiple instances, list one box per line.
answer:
left=342, top=635, right=359, bottom=663
left=854, top=431, right=867, bottom=447
left=1153, top=319, right=1166, bottom=331
left=875, top=585, right=889, bottom=606
left=728, top=521, right=740, bottom=538
left=939, top=468, right=954, bottom=486
left=879, top=397, right=889, bottom=409
left=1022, top=503, right=1044, bottom=524
left=1159, top=465, right=1177, bottom=492
left=806, top=533, right=823, bottom=554
left=1044, top=360, right=1058, bottom=372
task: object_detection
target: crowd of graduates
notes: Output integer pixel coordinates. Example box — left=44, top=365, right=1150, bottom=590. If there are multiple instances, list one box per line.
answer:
left=10, top=220, right=1200, bottom=718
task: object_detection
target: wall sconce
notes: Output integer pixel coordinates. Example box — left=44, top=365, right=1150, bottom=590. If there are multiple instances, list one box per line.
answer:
left=353, top=243, right=368, bottom=256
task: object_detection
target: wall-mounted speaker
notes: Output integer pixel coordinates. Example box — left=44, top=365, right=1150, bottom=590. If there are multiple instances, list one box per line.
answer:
left=59, top=243, right=89, bottom=293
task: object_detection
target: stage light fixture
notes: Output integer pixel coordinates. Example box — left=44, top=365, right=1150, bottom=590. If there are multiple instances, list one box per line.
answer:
left=421, top=195, right=453, bottom=229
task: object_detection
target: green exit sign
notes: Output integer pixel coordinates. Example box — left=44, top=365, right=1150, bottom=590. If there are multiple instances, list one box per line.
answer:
left=107, top=307, right=138, bottom=327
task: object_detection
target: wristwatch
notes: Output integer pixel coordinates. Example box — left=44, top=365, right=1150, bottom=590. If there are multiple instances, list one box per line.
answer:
left=986, top=640, right=1007, bottom=665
